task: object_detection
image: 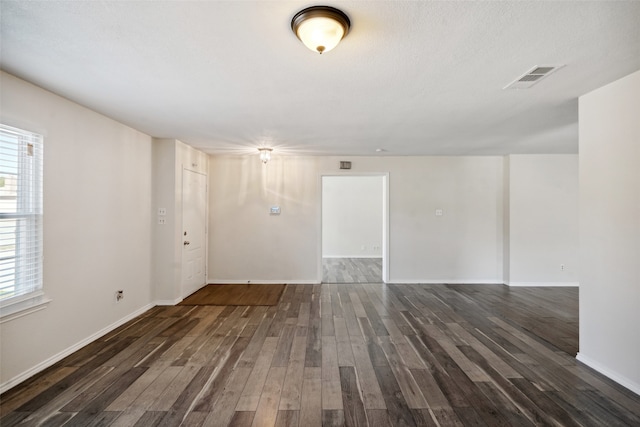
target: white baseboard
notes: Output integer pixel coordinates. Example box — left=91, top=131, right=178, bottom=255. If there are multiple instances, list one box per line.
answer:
left=576, top=352, right=640, bottom=396
left=0, top=302, right=155, bottom=394
left=207, top=280, right=319, bottom=285
left=322, top=256, right=383, bottom=259
left=388, top=280, right=503, bottom=285
left=508, top=282, right=579, bottom=287
left=154, top=297, right=183, bottom=306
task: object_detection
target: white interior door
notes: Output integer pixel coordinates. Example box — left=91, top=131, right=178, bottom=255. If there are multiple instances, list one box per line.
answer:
left=182, top=169, right=207, bottom=298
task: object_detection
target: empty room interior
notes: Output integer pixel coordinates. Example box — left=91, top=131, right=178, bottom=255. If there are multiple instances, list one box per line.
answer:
left=0, top=1, right=639, bottom=426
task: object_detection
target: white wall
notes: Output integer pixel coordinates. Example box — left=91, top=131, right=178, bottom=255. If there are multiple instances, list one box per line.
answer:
left=0, top=72, right=154, bottom=391
left=152, top=139, right=208, bottom=304
left=502, top=156, right=511, bottom=283
left=208, top=156, right=320, bottom=283
left=507, top=155, right=579, bottom=286
left=578, top=69, right=640, bottom=394
left=208, top=155, right=504, bottom=284
left=322, top=176, right=383, bottom=258
left=389, top=156, right=504, bottom=283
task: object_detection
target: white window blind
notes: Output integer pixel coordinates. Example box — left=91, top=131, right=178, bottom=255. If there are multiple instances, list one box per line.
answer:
left=0, top=124, right=43, bottom=303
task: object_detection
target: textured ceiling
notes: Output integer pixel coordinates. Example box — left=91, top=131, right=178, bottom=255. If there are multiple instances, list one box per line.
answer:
left=1, top=1, right=639, bottom=156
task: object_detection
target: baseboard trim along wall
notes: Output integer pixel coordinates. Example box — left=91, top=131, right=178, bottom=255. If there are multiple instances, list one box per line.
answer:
left=0, top=303, right=155, bottom=394
left=207, top=280, right=320, bottom=285
left=389, top=280, right=503, bottom=285
left=576, top=352, right=640, bottom=396
left=508, top=282, right=580, bottom=287
left=154, top=297, right=184, bottom=306
left=322, top=256, right=384, bottom=259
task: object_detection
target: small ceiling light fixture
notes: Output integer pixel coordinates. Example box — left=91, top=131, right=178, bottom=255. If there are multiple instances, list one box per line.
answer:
left=291, top=6, right=350, bottom=54
left=258, top=147, right=273, bottom=164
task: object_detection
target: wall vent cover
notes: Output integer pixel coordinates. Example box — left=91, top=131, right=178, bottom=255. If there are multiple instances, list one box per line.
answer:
left=504, top=65, right=563, bottom=89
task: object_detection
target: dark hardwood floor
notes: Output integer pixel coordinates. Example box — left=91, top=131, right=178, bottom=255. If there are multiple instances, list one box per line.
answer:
left=2, top=284, right=639, bottom=426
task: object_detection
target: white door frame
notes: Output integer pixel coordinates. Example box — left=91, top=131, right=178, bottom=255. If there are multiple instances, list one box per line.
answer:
left=181, top=167, right=208, bottom=298
left=318, top=172, right=390, bottom=283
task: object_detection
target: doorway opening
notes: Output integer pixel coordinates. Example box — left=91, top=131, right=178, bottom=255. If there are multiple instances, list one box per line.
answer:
left=320, top=174, right=389, bottom=283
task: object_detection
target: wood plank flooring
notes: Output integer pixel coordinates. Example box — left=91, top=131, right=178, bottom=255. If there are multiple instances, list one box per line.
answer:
left=2, top=284, right=640, bottom=426
left=323, top=258, right=382, bottom=283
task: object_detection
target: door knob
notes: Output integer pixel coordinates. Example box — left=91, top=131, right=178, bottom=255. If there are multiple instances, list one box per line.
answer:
left=184, top=241, right=190, bottom=246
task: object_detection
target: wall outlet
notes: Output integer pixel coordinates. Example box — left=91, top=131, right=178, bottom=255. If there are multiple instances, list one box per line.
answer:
left=158, top=216, right=166, bottom=225
left=560, top=264, right=565, bottom=271
left=116, top=290, right=124, bottom=302
left=158, top=208, right=167, bottom=215
left=373, top=245, right=381, bottom=251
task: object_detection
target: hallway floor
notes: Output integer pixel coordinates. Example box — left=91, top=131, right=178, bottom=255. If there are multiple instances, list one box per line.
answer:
left=322, top=258, right=382, bottom=283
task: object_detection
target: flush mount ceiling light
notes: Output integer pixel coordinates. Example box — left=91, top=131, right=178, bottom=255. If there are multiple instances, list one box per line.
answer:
left=291, top=6, right=350, bottom=54
left=258, top=147, right=272, bottom=164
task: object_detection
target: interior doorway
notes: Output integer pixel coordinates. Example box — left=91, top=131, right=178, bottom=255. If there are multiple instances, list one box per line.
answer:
left=181, top=168, right=207, bottom=298
left=320, top=174, right=389, bottom=283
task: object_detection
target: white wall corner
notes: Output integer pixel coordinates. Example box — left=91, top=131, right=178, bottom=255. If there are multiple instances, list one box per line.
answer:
left=579, top=70, right=640, bottom=394
left=502, top=155, right=510, bottom=284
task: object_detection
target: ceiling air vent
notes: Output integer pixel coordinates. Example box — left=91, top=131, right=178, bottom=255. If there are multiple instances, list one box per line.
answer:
left=504, top=65, right=563, bottom=89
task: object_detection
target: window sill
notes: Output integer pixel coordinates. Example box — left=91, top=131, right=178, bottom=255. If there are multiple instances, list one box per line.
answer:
left=0, top=291, right=51, bottom=324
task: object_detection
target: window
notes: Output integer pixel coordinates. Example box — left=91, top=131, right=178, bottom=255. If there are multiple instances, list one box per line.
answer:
left=0, top=124, right=46, bottom=321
